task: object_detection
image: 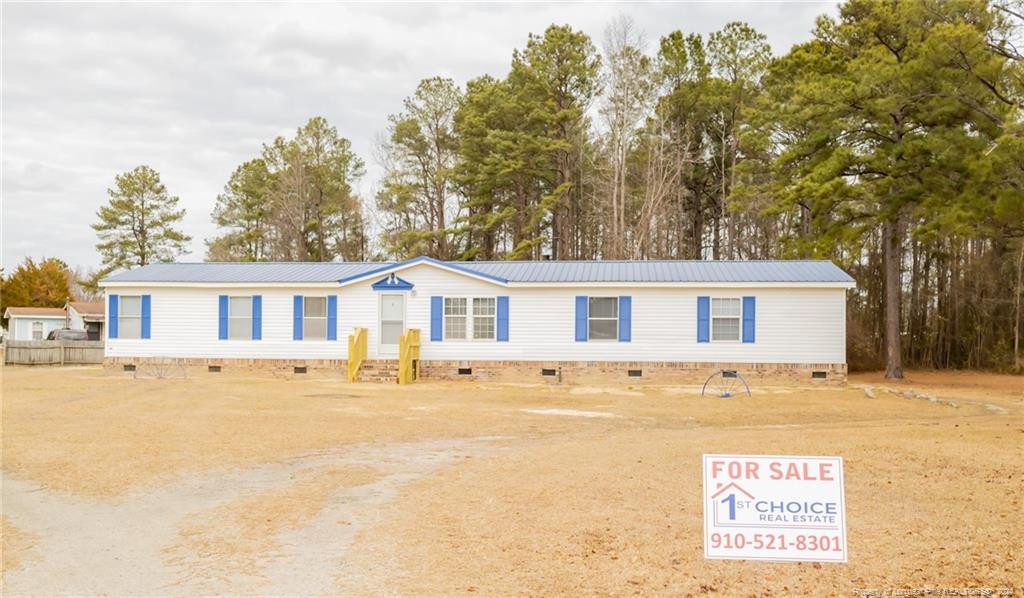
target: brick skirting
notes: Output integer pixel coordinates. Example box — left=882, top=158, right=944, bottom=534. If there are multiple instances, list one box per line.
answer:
left=104, top=356, right=846, bottom=385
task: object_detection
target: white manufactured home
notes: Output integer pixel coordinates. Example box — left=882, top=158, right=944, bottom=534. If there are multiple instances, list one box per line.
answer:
left=99, top=257, right=856, bottom=383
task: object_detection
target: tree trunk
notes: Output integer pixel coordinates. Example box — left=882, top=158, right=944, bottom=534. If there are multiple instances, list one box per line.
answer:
left=1015, top=242, right=1023, bottom=372
left=315, top=189, right=326, bottom=261
left=692, top=190, right=703, bottom=260
left=883, top=216, right=904, bottom=379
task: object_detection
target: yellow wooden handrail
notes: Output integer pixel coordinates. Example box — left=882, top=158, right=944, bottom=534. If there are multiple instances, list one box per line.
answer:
left=398, top=328, right=420, bottom=384
left=347, top=327, right=367, bottom=382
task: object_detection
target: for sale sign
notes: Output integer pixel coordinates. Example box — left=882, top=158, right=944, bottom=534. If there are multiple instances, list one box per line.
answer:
left=703, top=454, right=847, bottom=563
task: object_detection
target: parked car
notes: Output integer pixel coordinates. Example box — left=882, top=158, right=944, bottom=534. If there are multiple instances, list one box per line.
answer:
left=46, top=329, right=89, bottom=341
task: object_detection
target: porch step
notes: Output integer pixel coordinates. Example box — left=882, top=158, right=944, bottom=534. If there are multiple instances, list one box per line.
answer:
left=355, top=359, right=399, bottom=383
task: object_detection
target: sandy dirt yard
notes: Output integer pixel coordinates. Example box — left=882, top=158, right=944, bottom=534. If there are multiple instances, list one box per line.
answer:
left=1, top=365, right=1021, bottom=596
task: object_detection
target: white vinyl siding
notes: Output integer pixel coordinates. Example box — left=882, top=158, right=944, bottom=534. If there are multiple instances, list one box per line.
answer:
left=9, top=316, right=65, bottom=341
left=228, top=296, right=252, bottom=340
left=711, top=297, right=741, bottom=342
left=119, top=295, right=142, bottom=339
left=102, top=263, right=847, bottom=365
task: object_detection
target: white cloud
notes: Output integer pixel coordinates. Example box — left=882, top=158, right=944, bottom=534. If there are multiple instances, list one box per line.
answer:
left=1, top=1, right=836, bottom=272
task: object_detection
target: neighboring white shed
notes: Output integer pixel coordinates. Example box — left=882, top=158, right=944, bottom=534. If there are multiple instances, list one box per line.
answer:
left=66, top=301, right=105, bottom=340
left=3, top=307, right=68, bottom=341
left=99, top=257, right=857, bottom=384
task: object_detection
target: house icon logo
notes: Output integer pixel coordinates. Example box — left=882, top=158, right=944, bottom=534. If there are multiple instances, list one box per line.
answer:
left=711, top=482, right=755, bottom=500
left=711, top=482, right=754, bottom=521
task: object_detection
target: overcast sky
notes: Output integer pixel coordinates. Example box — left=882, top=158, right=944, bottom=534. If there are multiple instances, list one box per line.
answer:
left=1, top=1, right=837, bottom=273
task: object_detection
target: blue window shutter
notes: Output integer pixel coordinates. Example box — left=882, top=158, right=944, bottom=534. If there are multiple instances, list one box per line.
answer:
left=141, top=295, right=151, bottom=339
left=742, top=296, right=756, bottom=343
left=430, top=296, right=443, bottom=341
left=618, top=296, right=631, bottom=342
left=293, top=295, right=303, bottom=340
left=697, top=296, right=710, bottom=343
left=496, top=296, right=509, bottom=342
left=327, top=295, right=338, bottom=341
left=108, top=294, right=119, bottom=339
left=251, top=295, right=262, bottom=340
left=575, top=296, right=588, bottom=341
left=218, top=295, right=228, bottom=340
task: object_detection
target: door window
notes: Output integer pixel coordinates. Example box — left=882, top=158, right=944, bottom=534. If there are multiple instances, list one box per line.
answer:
left=381, top=295, right=404, bottom=345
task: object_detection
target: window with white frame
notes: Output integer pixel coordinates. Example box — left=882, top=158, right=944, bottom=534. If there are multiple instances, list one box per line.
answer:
left=32, top=321, right=43, bottom=340
left=444, top=297, right=467, bottom=339
left=711, top=297, right=741, bottom=341
left=303, top=296, right=327, bottom=340
left=444, top=296, right=497, bottom=340
left=228, top=296, right=253, bottom=340
left=588, top=297, right=618, bottom=340
left=119, top=295, right=142, bottom=339
left=472, top=297, right=496, bottom=340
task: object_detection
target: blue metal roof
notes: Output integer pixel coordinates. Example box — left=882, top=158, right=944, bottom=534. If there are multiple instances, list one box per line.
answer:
left=101, top=258, right=854, bottom=285
left=464, top=260, right=854, bottom=283
left=101, top=261, right=378, bottom=283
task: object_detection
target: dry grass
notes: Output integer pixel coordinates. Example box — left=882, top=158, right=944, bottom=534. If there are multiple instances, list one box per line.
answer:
left=1, top=366, right=536, bottom=496
left=2, top=365, right=1021, bottom=595
left=163, top=464, right=379, bottom=589
left=345, top=372, right=1023, bottom=596
left=359, top=414, right=1021, bottom=596
left=1, top=516, right=36, bottom=574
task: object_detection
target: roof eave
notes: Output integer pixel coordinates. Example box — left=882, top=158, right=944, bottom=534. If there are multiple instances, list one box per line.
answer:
left=504, top=280, right=856, bottom=289
left=98, top=280, right=855, bottom=289
left=336, top=256, right=509, bottom=287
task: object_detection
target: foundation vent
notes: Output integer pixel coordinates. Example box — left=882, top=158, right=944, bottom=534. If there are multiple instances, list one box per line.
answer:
left=458, top=367, right=472, bottom=376
left=628, top=369, right=643, bottom=377
left=293, top=366, right=307, bottom=374
left=541, top=368, right=557, bottom=377
left=208, top=365, right=222, bottom=373
left=811, top=371, right=828, bottom=379
left=123, top=364, right=136, bottom=372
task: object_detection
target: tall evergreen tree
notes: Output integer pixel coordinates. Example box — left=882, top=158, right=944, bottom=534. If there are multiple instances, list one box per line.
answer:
left=207, top=159, right=271, bottom=261
left=208, top=117, right=367, bottom=262
left=377, top=77, right=463, bottom=259
left=511, top=25, right=601, bottom=259
left=753, top=0, right=1014, bottom=378
left=93, top=165, right=191, bottom=271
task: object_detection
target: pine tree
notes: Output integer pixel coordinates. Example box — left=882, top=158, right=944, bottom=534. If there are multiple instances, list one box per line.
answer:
left=755, top=0, right=1014, bottom=378
left=207, top=159, right=271, bottom=261
left=93, top=165, right=191, bottom=271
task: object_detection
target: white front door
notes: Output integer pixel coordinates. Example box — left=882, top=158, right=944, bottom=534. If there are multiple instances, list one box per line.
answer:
left=379, top=293, right=405, bottom=355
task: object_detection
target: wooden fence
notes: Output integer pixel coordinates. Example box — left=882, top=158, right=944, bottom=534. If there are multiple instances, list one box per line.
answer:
left=3, top=340, right=105, bottom=365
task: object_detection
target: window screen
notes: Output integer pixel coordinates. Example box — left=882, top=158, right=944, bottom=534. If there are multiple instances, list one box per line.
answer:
left=303, top=296, right=327, bottom=340
left=444, top=297, right=467, bottom=339
left=711, top=298, right=741, bottom=341
left=228, top=296, right=252, bottom=340
left=472, top=297, right=496, bottom=340
left=119, top=295, right=142, bottom=339
left=588, top=297, right=618, bottom=340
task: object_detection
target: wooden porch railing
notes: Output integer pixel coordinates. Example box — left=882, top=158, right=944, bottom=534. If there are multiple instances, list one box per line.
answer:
left=347, top=327, right=367, bottom=382
left=398, top=328, right=420, bottom=385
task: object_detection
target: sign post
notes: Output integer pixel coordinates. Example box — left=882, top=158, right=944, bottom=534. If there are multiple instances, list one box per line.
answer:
left=703, top=454, right=847, bottom=563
